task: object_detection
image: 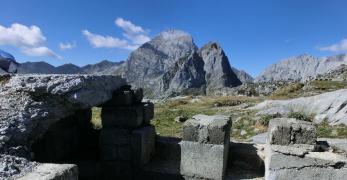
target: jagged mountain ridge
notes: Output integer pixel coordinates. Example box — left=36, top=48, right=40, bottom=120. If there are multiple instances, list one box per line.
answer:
left=120, top=30, right=243, bottom=97
left=256, top=54, right=347, bottom=82
left=1, top=30, right=252, bottom=98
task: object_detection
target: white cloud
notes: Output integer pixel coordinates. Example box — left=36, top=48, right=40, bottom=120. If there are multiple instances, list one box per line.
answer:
left=59, top=41, right=76, bottom=50
left=115, top=17, right=146, bottom=34
left=22, top=46, right=63, bottom=60
left=83, top=18, right=150, bottom=51
left=0, top=23, right=46, bottom=47
left=0, top=23, right=61, bottom=59
left=82, top=30, right=138, bottom=50
left=318, top=38, right=347, bottom=52
left=123, top=33, right=151, bottom=45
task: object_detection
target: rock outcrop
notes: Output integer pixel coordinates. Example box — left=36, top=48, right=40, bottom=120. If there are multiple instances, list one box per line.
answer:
left=256, top=54, right=347, bottom=82
left=0, top=74, right=126, bottom=157
left=199, top=42, right=242, bottom=93
left=159, top=52, right=206, bottom=97
left=231, top=67, right=254, bottom=83
left=252, top=89, right=347, bottom=125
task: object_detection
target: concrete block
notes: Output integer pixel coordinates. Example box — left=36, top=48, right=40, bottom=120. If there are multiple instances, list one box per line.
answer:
left=100, top=144, right=132, bottom=161
left=155, top=136, right=181, bottom=161
left=103, top=90, right=134, bottom=107
left=131, top=125, right=156, bottom=168
left=101, top=160, right=132, bottom=180
left=100, top=129, right=131, bottom=146
left=100, top=129, right=133, bottom=161
left=134, top=88, right=144, bottom=103
left=182, top=114, right=232, bottom=144
left=265, top=143, right=347, bottom=180
left=268, top=118, right=317, bottom=145
left=143, top=102, right=154, bottom=124
left=17, top=163, right=78, bottom=180
left=101, top=105, right=143, bottom=128
left=180, top=141, right=229, bottom=180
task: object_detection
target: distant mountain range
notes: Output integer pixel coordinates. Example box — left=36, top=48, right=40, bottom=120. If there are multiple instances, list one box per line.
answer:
left=3, top=29, right=346, bottom=98
left=3, top=29, right=253, bottom=98
left=255, top=54, right=347, bottom=82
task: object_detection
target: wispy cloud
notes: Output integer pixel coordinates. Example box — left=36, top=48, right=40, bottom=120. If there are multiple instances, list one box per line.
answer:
left=59, top=41, right=76, bottom=50
left=0, top=23, right=62, bottom=59
left=115, top=17, right=146, bottom=34
left=82, top=30, right=137, bottom=50
left=83, top=17, right=150, bottom=51
left=318, top=38, right=347, bottom=52
left=23, top=46, right=63, bottom=60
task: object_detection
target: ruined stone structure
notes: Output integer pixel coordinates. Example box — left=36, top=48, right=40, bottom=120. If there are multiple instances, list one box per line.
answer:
left=0, top=74, right=156, bottom=179
left=1, top=74, right=347, bottom=180
left=265, top=118, right=347, bottom=180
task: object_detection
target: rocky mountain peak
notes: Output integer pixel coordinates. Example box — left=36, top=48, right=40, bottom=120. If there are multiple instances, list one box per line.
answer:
left=124, top=29, right=198, bottom=88
left=199, top=41, right=242, bottom=93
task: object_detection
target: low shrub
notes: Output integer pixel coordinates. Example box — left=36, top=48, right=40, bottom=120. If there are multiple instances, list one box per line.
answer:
left=257, top=113, right=282, bottom=126
left=288, top=111, right=314, bottom=122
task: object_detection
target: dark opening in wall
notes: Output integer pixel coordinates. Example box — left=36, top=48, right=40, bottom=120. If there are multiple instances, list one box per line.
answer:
left=31, top=108, right=101, bottom=179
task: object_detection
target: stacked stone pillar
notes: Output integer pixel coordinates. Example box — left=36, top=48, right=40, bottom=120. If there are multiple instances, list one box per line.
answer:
left=99, top=86, right=155, bottom=179
left=180, top=114, right=232, bottom=180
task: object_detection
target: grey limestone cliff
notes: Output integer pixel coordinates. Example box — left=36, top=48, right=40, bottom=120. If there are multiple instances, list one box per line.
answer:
left=256, top=54, right=347, bottom=82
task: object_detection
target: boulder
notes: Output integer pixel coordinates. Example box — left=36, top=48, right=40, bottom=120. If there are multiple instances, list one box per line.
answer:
left=0, top=74, right=126, bottom=156
left=252, top=89, right=347, bottom=125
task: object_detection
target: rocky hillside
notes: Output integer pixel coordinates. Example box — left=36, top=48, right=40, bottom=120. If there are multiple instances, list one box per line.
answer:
left=253, top=89, right=347, bottom=125
left=256, top=54, right=347, bottom=82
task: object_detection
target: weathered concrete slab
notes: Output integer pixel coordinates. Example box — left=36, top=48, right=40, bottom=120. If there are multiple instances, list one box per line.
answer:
left=17, top=163, right=78, bottom=180
left=101, top=105, right=144, bottom=128
left=155, top=136, right=181, bottom=161
left=99, top=129, right=132, bottom=161
left=183, top=114, right=232, bottom=144
left=265, top=144, right=347, bottom=180
left=131, top=125, right=156, bottom=168
left=318, top=138, right=347, bottom=155
left=180, top=141, right=228, bottom=180
left=101, top=160, right=132, bottom=180
left=268, top=118, right=317, bottom=145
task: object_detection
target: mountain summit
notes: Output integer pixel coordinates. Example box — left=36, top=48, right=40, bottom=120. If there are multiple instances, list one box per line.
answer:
left=121, top=30, right=244, bottom=97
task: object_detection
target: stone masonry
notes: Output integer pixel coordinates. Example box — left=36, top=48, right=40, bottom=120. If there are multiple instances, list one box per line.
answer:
left=265, top=118, right=347, bottom=180
left=100, top=86, right=156, bottom=179
left=180, top=114, right=232, bottom=180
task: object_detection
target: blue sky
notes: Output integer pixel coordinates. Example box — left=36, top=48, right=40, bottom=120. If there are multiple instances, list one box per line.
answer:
left=1, top=0, right=347, bottom=76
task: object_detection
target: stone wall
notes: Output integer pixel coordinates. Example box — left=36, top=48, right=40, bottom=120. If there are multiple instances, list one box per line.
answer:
left=99, top=86, right=155, bottom=179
